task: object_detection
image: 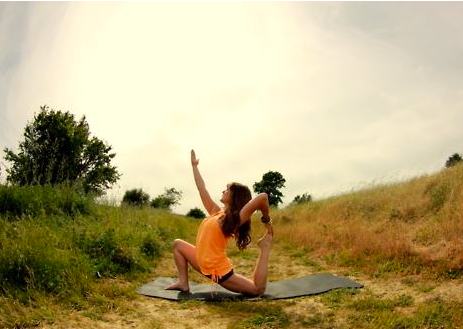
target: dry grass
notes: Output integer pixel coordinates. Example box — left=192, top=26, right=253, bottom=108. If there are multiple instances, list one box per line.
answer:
left=275, top=163, right=463, bottom=277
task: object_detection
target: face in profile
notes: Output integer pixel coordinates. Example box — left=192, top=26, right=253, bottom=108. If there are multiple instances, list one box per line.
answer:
left=220, top=184, right=231, bottom=205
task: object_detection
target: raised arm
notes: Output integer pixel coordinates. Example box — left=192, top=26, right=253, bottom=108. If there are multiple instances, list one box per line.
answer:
left=191, top=149, right=221, bottom=215
left=239, top=193, right=271, bottom=227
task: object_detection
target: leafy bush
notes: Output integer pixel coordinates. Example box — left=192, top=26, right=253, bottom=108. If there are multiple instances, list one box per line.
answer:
left=75, top=229, right=145, bottom=276
left=141, top=233, right=162, bottom=258
left=445, top=153, right=462, bottom=168
left=150, top=187, right=182, bottom=210
left=72, top=223, right=167, bottom=278
left=186, top=207, right=206, bottom=219
left=122, top=188, right=150, bottom=207
left=291, top=193, right=312, bottom=205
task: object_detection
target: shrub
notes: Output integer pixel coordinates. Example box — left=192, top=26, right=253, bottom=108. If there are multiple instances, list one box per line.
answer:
left=186, top=207, right=206, bottom=219
left=75, top=229, right=140, bottom=276
left=291, top=193, right=312, bottom=205
left=74, top=226, right=164, bottom=277
left=150, top=187, right=182, bottom=210
left=141, top=233, right=162, bottom=259
left=445, top=153, right=462, bottom=168
left=122, top=188, right=150, bottom=207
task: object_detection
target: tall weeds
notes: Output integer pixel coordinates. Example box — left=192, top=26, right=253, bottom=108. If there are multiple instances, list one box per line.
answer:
left=0, top=185, right=196, bottom=328
left=275, top=163, right=463, bottom=276
left=0, top=184, right=93, bottom=218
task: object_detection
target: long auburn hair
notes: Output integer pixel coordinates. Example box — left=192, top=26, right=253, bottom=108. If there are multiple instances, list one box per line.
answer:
left=220, top=182, right=252, bottom=251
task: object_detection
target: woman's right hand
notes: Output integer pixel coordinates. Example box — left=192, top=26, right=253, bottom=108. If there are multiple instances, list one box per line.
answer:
left=191, top=149, right=199, bottom=166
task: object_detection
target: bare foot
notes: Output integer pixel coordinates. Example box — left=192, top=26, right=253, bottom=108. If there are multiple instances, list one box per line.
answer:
left=258, top=223, right=273, bottom=250
left=164, top=281, right=190, bottom=293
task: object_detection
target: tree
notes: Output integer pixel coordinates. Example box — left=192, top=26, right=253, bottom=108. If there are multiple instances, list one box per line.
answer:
left=151, top=187, right=182, bottom=210
left=253, top=171, right=286, bottom=207
left=291, top=193, right=312, bottom=205
left=3, top=106, right=120, bottom=194
left=186, top=207, right=206, bottom=219
left=445, top=153, right=462, bottom=168
left=122, top=188, right=150, bottom=207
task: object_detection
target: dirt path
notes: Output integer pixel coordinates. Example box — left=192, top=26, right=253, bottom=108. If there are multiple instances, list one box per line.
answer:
left=39, top=240, right=463, bottom=329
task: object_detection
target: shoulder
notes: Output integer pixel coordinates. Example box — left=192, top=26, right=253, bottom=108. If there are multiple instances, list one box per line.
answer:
left=212, top=208, right=227, bottom=224
left=210, top=207, right=225, bottom=216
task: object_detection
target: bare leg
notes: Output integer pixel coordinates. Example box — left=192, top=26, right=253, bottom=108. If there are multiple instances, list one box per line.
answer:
left=164, top=239, right=201, bottom=293
left=220, top=223, right=273, bottom=296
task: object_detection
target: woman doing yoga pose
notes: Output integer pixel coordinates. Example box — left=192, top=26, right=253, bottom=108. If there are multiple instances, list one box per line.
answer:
left=164, top=149, right=273, bottom=297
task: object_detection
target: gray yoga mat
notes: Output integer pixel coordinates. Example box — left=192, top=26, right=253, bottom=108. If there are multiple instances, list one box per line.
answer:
left=136, top=273, right=363, bottom=301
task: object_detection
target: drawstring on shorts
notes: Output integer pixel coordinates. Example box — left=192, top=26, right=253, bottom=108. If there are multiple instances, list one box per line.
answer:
left=209, top=270, right=221, bottom=298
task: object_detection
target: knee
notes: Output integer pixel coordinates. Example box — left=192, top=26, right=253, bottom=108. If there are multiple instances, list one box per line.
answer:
left=248, top=285, right=266, bottom=297
left=172, top=239, right=184, bottom=250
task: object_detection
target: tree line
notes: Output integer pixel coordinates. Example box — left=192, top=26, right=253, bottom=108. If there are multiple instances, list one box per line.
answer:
left=2, top=106, right=461, bottom=218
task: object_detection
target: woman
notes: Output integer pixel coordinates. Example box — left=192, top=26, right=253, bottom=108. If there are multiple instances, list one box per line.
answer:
left=164, top=149, right=273, bottom=297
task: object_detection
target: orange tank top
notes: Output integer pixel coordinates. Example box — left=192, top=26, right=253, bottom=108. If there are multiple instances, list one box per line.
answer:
left=195, top=209, right=233, bottom=279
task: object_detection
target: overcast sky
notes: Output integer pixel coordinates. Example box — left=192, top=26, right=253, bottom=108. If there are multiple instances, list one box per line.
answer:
left=1, top=2, right=462, bottom=214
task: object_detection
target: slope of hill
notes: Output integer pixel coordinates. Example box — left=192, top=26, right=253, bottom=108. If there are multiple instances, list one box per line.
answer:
left=276, top=162, right=463, bottom=278
left=1, top=164, right=462, bottom=328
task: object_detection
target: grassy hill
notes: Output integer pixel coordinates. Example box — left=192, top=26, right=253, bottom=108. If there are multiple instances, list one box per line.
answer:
left=1, top=164, right=462, bottom=328
left=0, top=185, right=198, bottom=328
left=276, top=162, right=463, bottom=278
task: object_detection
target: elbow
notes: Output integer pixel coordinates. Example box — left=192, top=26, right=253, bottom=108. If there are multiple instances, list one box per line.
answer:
left=260, top=193, right=269, bottom=205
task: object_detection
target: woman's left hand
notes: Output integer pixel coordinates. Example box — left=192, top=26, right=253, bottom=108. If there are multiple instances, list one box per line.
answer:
left=191, top=149, right=199, bottom=166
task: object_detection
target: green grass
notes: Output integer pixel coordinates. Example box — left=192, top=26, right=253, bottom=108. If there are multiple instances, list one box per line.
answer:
left=209, top=301, right=291, bottom=329
left=345, top=296, right=461, bottom=329
left=0, top=184, right=94, bottom=219
left=417, top=285, right=435, bottom=293
left=321, top=288, right=360, bottom=309
left=316, top=288, right=463, bottom=329
left=0, top=185, right=197, bottom=328
left=349, top=294, right=414, bottom=312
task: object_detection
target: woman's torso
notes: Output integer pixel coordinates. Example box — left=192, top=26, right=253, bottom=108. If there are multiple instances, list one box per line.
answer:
left=195, top=209, right=233, bottom=277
